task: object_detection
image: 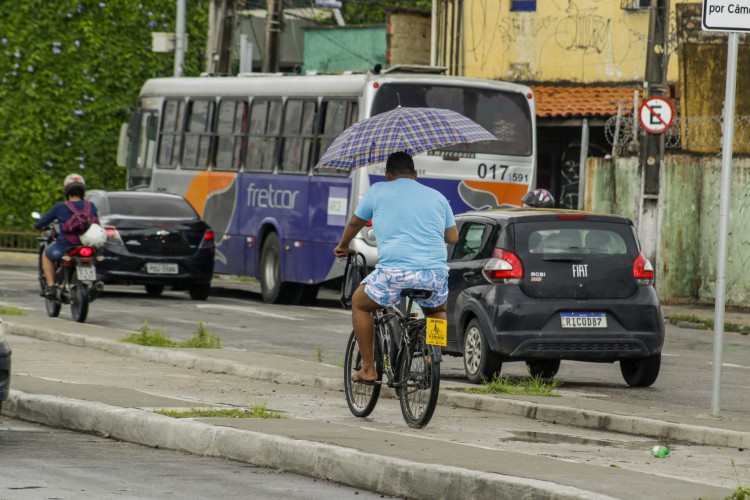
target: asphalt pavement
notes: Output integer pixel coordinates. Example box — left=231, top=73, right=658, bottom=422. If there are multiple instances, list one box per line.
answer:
left=2, top=251, right=749, bottom=499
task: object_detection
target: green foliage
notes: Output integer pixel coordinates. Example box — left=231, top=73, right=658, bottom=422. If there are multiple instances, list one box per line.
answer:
left=154, top=403, right=283, bottom=419
left=0, top=305, right=26, bottom=315
left=341, top=0, right=431, bottom=25
left=123, top=321, right=221, bottom=348
left=467, top=373, right=562, bottom=397
left=0, top=1, right=208, bottom=229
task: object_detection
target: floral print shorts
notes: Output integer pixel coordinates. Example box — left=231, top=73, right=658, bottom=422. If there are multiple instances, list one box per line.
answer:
left=362, top=268, right=449, bottom=308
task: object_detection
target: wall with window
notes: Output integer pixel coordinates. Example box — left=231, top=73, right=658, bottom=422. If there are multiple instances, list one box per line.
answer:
left=302, top=26, right=386, bottom=74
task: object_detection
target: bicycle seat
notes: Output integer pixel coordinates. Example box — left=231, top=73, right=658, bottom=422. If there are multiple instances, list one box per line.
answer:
left=400, top=288, right=433, bottom=300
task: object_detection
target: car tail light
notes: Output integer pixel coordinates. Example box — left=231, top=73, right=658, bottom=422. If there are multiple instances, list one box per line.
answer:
left=104, top=225, right=123, bottom=245
left=199, top=229, right=215, bottom=248
left=633, top=252, right=654, bottom=285
left=482, top=249, right=524, bottom=284
left=556, top=214, right=587, bottom=220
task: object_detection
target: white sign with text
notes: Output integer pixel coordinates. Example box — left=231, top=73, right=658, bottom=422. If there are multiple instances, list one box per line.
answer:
left=703, top=0, right=750, bottom=32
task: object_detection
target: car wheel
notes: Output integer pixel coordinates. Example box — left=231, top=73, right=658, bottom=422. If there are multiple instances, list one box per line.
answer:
left=144, top=285, right=164, bottom=297
left=620, top=354, right=661, bottom=387
left=526, top=359, right=561, bottom=379
left=189, top=283, right=211, bottom=301
left=259, top=232, right=296, bottom=304
left=463, top=318, right=502, bottom=384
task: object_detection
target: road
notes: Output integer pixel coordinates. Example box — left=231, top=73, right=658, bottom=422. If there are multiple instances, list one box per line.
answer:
left=0, top=415, right=383, bottom=500
left=1, top=265, right=748, bottom=420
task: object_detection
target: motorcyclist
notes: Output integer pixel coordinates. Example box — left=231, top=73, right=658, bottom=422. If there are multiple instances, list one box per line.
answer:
left=34, top=174, right=99, bottom=299
left=521, top=188, right=556, bottom=208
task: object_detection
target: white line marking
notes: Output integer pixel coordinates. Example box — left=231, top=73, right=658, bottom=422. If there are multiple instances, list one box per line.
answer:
left=706, top=362, right=750, bottom=370
left=195, top=304, right=302, bottom=321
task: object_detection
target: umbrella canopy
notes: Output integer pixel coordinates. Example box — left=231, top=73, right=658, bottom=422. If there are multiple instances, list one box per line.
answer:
left=315, top=106, right=497, bottom=171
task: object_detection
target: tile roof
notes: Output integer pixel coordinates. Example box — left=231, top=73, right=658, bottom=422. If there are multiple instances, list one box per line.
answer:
left=531, top=85, right=641, bottom=119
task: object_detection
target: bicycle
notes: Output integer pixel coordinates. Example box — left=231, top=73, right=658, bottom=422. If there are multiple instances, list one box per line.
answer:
left=342, top=253, right=443, bottom=429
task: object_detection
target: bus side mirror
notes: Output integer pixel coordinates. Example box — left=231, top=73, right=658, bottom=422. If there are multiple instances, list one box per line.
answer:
left=116, top=122, right=129, bottom=167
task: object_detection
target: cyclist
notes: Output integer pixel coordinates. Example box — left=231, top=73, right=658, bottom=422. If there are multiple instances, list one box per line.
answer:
left=521, top=188, right=555, bottom=208
left=34, top=173, right=99, bottom=299
left=334, top=152, right=458, bottom=383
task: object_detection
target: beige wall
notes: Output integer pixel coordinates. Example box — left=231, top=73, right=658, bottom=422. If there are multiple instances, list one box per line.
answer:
left=387, top=11, right=432, bottom=67
left=455, top=0, right=689, bottom=82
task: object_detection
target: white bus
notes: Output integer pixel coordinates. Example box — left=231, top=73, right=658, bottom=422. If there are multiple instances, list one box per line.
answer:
left=118, top=67, right=537, bottom=304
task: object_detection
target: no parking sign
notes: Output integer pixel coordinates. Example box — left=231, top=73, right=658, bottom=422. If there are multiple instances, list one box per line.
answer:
left=638, top=96, right=675, bottom=135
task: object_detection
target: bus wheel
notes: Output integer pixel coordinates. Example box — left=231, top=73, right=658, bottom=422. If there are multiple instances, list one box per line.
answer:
left=260, top=232, right=296, bottom=304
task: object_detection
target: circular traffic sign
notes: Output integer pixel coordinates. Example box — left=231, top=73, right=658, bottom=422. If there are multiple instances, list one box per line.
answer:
left=639, top=96, right=675, bottom=135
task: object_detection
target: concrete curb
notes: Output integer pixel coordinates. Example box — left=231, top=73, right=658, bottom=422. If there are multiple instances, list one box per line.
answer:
left=8, top=319, right=750, bottom=450
left=4, top=391, right=615, bottom=500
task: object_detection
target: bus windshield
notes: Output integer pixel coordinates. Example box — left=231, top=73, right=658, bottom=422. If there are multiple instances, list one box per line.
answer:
left=371, top=83, right=532, bottom=156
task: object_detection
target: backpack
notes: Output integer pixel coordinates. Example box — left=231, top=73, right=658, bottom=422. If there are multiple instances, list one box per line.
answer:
left=62, top=201, right=98, bottom=246
left=341, top=252, right=367, bottom=310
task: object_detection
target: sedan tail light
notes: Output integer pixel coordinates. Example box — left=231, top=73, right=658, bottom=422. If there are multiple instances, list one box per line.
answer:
left=633, top=251, right=654, bottom=285
left=104, top=225, right=123, bottom=245
left=483, top=249, right=524, bottom=284
left=199, top=229, right=215, bottom=248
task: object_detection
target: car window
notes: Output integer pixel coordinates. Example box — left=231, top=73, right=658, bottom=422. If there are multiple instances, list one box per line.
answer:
left=526, top=228, right=628, bottom=255
left=107, top=195, right=199, bottom=218
left=452, top=222, right=491, bottom=261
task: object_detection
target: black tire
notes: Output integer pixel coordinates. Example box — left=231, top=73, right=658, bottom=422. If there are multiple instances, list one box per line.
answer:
left=293, top=284, right=319, bottom=306
left=463, top=318, right=502, bottom=384
left=189, top=283, right=211, bottom=301
left=70, top=276, right=89, bottom=323
left=398, top=323, right=440, bottom=429
left=620, top=354, right=661, bottom=387
left=259, top=232, right=296, bottom=304
left=344, top=331, right=381, bottom=418
left=144, top=284, right=165, bottom=297
left=45, top=296, right=61, bottom=318
left=526, top=359, right=561, bottom=380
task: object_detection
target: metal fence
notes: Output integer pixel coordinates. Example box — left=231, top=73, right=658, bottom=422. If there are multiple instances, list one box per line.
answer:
left=0, top=230, right=40, bottom=253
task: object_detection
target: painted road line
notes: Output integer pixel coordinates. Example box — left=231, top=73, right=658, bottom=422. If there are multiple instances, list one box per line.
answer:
left=195, top=304, right=303, bottom=321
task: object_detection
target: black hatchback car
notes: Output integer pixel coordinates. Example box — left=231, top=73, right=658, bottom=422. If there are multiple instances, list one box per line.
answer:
left=85, top=190, right=215, bottom=300
left=443, top=208, right=665, bottom=387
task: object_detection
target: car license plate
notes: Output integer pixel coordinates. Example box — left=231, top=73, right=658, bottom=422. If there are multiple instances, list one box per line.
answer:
left=146, top=262, right=178, bottom=274
left=560, top=312, right=607, bottom=328
left=77, top=266, right=96, bottom=281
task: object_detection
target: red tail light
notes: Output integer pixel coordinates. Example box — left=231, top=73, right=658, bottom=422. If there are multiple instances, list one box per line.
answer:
left=104, top=225, right=123, bottom=245
left=556, top=214, right=587, bottom=220
left=365, top=220, right=373, bottom=227
left=204, top=230, right=215, bottom=242
left=633, top=252, right=654, bottom=285
left=482, top=249, right=524, bottom=284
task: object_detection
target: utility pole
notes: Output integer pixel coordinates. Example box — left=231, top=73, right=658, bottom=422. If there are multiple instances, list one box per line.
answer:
left=263, top=0, right=284, bottom=73
left=637, top=0, right=670, bottom=264
left=174, top=0, right=186, bottom=77
left=206, top=0, right=236, bottom=75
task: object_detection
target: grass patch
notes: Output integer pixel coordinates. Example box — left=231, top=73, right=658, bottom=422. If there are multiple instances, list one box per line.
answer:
left=666, top=314, right=750, bottom=336
left=467, top=373, right=562, bottom=397
left=0, top=305, right=26, bottom=315
left=123, top=321, right=221, bottom=348
left=153, top=403, right=282, bottom=419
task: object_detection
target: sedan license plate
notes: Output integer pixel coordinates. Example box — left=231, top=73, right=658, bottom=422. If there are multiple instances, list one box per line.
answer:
left=146, top=262, right=178, bottom=275
left=76, top=266, right=96, bottom=281
left=561, top=312, right=607, bottom=329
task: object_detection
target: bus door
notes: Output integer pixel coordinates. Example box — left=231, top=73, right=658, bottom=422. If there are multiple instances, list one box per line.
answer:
left=122, top=101, right=159, bottom=190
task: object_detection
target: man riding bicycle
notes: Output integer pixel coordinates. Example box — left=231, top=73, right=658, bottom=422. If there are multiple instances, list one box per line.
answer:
left=334, top=152, right=458, bottom=383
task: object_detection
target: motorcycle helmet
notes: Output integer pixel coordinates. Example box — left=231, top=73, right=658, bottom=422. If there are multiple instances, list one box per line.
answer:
left=63, top=173, right=86, bottom=197
left=521, top=188, right=555, bottom=208
left=80, top=223, right=107, bottom=248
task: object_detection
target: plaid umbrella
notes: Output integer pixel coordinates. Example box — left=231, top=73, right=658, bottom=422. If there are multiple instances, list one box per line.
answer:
left=315, top=106, right=497, bottom=171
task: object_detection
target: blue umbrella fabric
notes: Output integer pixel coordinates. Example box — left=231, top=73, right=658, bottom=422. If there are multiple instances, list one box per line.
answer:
left=315, top=106, right=497, bottom=171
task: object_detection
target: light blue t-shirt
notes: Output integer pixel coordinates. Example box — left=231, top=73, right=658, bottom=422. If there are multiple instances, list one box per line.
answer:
left=355, top=178, right=456, bottom=270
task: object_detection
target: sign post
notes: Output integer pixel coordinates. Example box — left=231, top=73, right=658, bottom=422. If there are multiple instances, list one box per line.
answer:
left=701, top=0, right=748, bottom=416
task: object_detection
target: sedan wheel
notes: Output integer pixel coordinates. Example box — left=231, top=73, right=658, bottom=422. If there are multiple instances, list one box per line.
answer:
left=526, top=359, right=561, bottom=380
left=620, top=354, right=661, bottom=387
left=463, top=318, right=502, bottom=384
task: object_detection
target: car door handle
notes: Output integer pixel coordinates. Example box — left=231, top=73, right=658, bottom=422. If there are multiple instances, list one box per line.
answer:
left=463, top=271, right=477, bottom=281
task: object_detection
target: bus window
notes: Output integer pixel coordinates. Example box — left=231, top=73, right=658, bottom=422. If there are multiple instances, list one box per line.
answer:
left=280, top=98, right=317, bottom=174
left=372, top=84, right=533, bottom=157
left=215, top=99, right=247, bottom=171
left=246, top=98, right=281, bottom=172
left=182, top=99, right=215, bottom=170
left=157, top=99, right=185, bottom=169
left=314, top=99, right=357, bottom=177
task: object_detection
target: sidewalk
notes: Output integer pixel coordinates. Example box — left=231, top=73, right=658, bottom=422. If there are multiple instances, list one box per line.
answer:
left=3, top=314, right=749, bottom=500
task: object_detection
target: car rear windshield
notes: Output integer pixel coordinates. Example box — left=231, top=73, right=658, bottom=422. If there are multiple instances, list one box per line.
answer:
left=513, top=220, right=639, bottom=299
left=107, top=195, right=199, bottom=218
left=371, top=83, right=533, bottom=156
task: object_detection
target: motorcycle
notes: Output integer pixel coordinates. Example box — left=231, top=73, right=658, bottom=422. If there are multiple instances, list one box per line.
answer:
left=33, top=212, right=104, bottom=323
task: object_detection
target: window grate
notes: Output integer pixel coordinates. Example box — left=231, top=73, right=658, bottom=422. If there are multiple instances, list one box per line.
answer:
left=621, top=0, right=650, bottom=11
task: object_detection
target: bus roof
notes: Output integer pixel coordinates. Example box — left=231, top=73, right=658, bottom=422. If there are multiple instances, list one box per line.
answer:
left=138, top=72, right=533, bottom=99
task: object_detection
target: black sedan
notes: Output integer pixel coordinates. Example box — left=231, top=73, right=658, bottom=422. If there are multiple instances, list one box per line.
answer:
left=85, top=190, right=215, bottom=300
left=444, top=208, right=665, bottom=387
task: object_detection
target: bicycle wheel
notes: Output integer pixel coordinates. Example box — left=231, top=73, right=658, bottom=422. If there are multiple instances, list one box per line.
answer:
left=398, top=323, right=440, bottom=428
left=343, top=330, right=382, bottom=418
